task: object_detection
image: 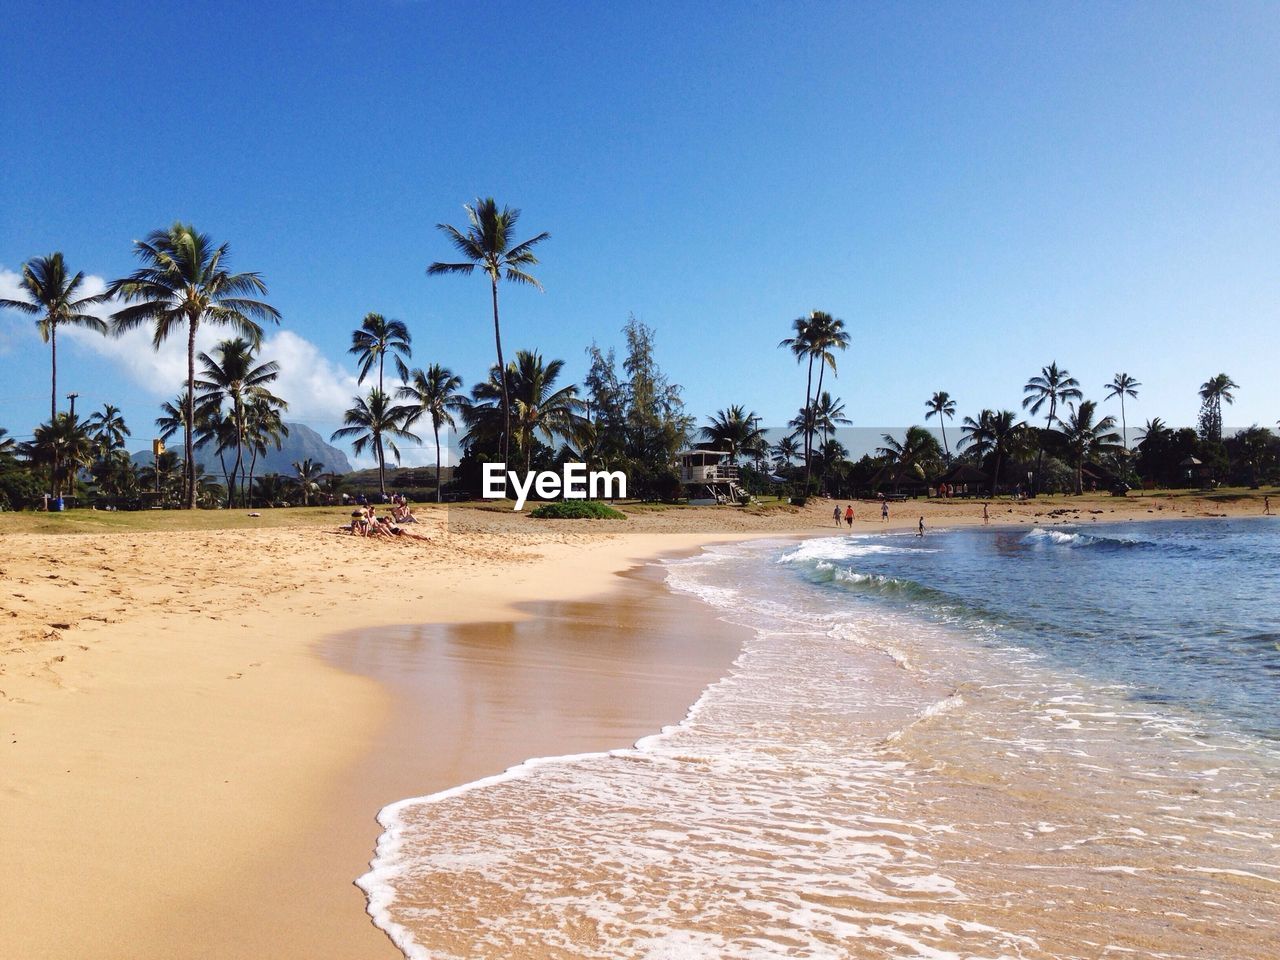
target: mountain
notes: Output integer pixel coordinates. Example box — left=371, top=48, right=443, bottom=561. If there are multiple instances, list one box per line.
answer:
left=130, top=422, right=353, bottom=476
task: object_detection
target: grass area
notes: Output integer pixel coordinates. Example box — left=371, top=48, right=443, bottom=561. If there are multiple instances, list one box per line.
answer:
left=528, top=500, right=626, bottom=520
left=0, top=505, right=357, bottom=535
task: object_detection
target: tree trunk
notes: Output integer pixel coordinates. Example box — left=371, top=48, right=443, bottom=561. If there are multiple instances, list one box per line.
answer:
left=185, top=321, right=197, bottom=509
left=801, top=354, right=814, bottom=487
left=434, top=421, right=442, bottom=503
left=376, top=432, right=386, bottom=500
left=940, top=421, right=949, bottom=459
left=232, top=396, right=245, bottom=508
left=50, top=322, right=58, bottom=424
left=491, top=278, right=510, bottom=469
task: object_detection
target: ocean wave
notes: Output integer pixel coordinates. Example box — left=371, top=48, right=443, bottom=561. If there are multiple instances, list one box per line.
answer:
left=1020, top=527, right=1169, bottom=551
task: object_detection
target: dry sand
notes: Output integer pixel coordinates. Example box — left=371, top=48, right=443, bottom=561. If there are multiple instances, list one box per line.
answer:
left=0, top=491, right=1268, bottom=959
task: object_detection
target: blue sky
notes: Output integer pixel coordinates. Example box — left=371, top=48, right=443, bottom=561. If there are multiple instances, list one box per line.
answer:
left=2, top=1, right=1277, bottom=464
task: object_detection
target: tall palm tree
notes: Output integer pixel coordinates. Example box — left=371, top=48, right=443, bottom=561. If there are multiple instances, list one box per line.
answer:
left=109, top=223, right=280, bottom=508
left=960, top=409, right=1025, bottom=496
left=699, top=405, right=766, bottom=464
left=243, top=393, right=289, bottom=504
left=427, top=198, right=550, bottom=467
left=349, top=313, right=412, bottom=394
left=924, top=391, right=957, bottom=459
left=196, top=337, right=285, bottom=506
left=399, top=364, right=468, bottom=502
left=331, top=389, right=419, bottom=500
left=156, top=391, right=196, bottom=444
left=86, top=404, right=130, bottom=458
left=1022, top=362, right=1082, bottom=494
left=1198, top=373, right=1239, bottom=443
left=0, top=253, right=107, bottom=422
left=779, top=311, right=849, bottom=483
left=292, top=458, right=325, bottom=507
left=1058, top=400, right=1122, bottom=494
left=1104, top=373, right=1141, bottom=450
left=466, top=351, right=586, bottom=474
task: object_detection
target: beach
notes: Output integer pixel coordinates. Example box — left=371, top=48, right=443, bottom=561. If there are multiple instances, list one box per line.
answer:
left=0, top=491, right=1273, bottom=959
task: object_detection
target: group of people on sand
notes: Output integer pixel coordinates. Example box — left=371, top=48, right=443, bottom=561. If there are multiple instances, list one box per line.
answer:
left=831, top=500, right=898, bottom=527
left=345, top=498, right=428, bottom=541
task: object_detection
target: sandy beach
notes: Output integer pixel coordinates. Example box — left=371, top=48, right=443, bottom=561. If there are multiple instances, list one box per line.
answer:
left=1, top=490, right=1271, bottom=959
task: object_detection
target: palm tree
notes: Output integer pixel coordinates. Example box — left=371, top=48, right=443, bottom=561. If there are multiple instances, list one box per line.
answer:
left=292, top=458, right=325, bottom=507
left=924, top=391, right=957, bottom=459
left=0, top=428, right=15, bottom=460
left=960, top=409, right=1025, bottom=496
left=811, top=392, right=852, bottom=448
left=466, top=351, right=586, bottom=474
left=876, top=426, right=944, bottom=493
left=779, top=310, right=849, bottom=483
left=29, top=413, right=96, bottom=499
left=1136, top=417, right=1168, bottom=446
left=0, top=253, right=107, bottom=422
left=771, top=434, right=802, bottom=468
left=349, top=313, right=412, bottom=394
left=331, top=389, right=419, bottom=500
left=196, top=337, right=285, bottom=506
left=1022, top=362, right=1082, bottom=494
left=86, top=404, right=130, bottom=458
left=1198, top=373, right=1239, bottom=443
left=1104, top=373, right=1141, bottom=450
left=243, top=394, right=289, bottom=504
left=1058, top=400, right=1121, bottom=494
left=700, top=405, right=766, bottom=464
left=399, top=364, right=468, bottom=502
left=427, top=198, right=550, bottom=467
left=156, top=391, right=195, bottom=444
left=109, top=223, right=281, bottom=508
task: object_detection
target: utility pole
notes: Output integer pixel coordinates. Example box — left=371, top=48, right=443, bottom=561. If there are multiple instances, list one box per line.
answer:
left=67, top=392, right=79, bottom=419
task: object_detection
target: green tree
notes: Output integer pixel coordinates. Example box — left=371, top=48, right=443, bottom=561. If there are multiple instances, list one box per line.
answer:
left=466, top=351, right=586, bottom=474
left=960, top=409, right=1026, bottom=496
left=196, top=337, right=286, bottom=506
left=109, top=223, right=280, bottom=508
left=779, top=310, right=849, bottom=484
left=399, top=364, right=468, bottom=501
left=924, top=390, right=957, bottom=459
left=1022, top=362, right=1082, bottom=494
left=86, top=404, right=130, bottom=458
left=0, top=253, right=107, bottom=423
left=1057, top=400, right=1122, bottom=494
left=428, top=198, right=550, bottom=467
left=1197, top=373, right=1238, bottom=443
left=349, top=313, right=412, bottom=394
left=243, top=392, right=289, bottom=504
left=876, top=426, right=944, bottom=493
left=1104, top=373, right=1141, bottom=450
left=29, top=413, right=96, bottom=499
left=700, top=405, right=766, bottom=464
left=331, top=389, right=419, bottom=500
left=292, top=458, right=325, bottom=506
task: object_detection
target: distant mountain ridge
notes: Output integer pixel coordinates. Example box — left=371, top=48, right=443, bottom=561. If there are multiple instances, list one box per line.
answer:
left=130, top=422, right=353, bottom=476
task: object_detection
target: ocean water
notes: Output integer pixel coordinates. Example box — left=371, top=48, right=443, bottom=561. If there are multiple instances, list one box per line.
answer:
left=359, top=519, right=1280, bottom=959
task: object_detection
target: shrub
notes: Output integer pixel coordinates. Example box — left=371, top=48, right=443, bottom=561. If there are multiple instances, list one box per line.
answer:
left=528, top=500, right=626, bottom=520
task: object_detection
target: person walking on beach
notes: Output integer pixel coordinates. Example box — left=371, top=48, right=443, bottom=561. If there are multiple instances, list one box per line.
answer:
left=1266, top=496, right=1273, bottom=515
left=833, top=505, right=842, bottom=527
left=983, top=502, right=989, bottom=524
left=845, top=504, right=854, bottom=528
left=918, top=516, right=925, bottom=537
left=881, top=501, right=889, bottom=522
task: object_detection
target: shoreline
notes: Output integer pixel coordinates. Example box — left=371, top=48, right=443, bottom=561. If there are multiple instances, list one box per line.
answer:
left=2, top=496, right=1272, bottom=959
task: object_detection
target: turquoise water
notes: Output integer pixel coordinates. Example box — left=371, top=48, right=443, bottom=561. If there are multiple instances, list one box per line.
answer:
left=781, top=518, right=1280, bottom=743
